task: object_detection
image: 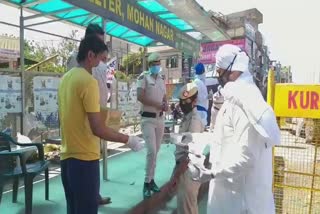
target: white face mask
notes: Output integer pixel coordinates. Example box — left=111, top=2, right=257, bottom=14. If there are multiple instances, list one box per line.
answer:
left=94, top=61, right=108, bottom=72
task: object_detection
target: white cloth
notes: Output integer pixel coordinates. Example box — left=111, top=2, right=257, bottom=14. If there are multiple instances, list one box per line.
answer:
left=193, top=77, right=209, bottom=127
left=17, top=132, right=32, bottom=143
left=206, top=73, right=280, bottom=214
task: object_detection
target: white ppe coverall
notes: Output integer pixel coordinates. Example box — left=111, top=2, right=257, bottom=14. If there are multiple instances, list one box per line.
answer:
left=206, top=74, right=280, bottom=214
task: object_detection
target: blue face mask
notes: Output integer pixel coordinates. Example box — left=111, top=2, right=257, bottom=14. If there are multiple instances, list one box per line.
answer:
left=149, top=65, right=161, bottom=74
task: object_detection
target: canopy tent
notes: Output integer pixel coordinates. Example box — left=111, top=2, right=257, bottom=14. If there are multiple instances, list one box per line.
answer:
left=157, top=0, right=230, bottom=42
left=1, top=0, right=229, bottom=181
left=3, top=0, right=207, bottom=56
left=0, top=0, right=213, bottom=132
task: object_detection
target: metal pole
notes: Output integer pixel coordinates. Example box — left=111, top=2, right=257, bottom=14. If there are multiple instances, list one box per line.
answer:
left=20, top=7, right=26, bottom=135
left=143, top=47, right=147, bottom=71
left=109, top=36, right=113, bottom=57
left=102, top=18, right=109, bottom=181
left=309, top=145, right=318, bottom=214
left=267, top=69, right=275, bottom=108
left=0, top=21, right=80, bottom=42
left=267, top=68, right=276, bottom=194
left=126, top=43, right=129, bottom=74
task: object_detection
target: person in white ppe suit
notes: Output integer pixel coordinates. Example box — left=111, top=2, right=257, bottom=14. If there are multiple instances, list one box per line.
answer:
left=193, top=63, right=213, bottom=129
left=188, top=44, right=281, bottom=214
left=170, top=82, right=204, bottom=214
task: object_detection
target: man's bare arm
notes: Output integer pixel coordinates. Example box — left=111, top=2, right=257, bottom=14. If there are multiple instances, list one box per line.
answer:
left=87, top=112, right=129, bottom=143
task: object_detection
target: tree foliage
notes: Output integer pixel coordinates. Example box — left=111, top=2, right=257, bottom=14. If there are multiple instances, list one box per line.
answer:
left=23, top=30, right=79, bottom=73
left=122, top=47, right=145, bottom=75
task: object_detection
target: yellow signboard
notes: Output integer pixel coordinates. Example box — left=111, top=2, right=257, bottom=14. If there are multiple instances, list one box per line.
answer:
left=274, top=84, right=320, bottom=118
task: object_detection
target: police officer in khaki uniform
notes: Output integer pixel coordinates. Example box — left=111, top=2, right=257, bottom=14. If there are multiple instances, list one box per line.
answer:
left=137, top=52, right=168, bottom=198
left=171, top=82, right=204, bottom=214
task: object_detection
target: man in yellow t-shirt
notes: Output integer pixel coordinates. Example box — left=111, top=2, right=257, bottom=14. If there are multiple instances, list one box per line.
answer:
left=59, top=35, right=144, bottom=214
left=67, top=23, right=111, bottom=205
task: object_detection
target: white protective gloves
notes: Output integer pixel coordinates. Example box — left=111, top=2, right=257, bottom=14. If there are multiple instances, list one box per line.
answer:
left=187, top=153, right=215, bottom=183
left=127, top=136, right=145, bottom=151
left=168, top=132, right=215, bottom=183
left=186, top=135, right=215, bottom=183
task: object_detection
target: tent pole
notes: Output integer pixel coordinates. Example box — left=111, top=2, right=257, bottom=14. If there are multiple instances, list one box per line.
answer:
left=20, top=6, right=26, bottom=135
left=102, top=18, right=109, bottom=181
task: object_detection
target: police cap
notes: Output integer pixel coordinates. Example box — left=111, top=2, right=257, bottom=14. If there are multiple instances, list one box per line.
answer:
left=148, top=52, right=161, bottom=63
left=180, top=82, right=198, bottom=100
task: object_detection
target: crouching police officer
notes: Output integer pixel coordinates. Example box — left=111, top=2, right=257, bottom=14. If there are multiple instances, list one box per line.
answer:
left=171, top=82, right=204, bottom=214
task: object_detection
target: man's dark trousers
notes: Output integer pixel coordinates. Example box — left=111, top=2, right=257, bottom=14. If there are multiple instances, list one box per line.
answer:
left=61, top=158, right=100, bottom=214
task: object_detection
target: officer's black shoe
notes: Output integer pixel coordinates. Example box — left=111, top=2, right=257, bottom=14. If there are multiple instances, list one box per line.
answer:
left=143, top=183, right=152, bottom=198
left=150, top=179, right=161, bottom=192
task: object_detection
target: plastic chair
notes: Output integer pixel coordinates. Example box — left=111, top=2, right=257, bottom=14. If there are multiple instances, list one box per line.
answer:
left=0, top=132, right=49, bottom=214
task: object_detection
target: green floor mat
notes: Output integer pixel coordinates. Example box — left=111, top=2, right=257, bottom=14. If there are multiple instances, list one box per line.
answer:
left=0, top=144, right=176, bottom=214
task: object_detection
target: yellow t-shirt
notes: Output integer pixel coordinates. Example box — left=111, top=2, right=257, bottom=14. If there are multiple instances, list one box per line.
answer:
left=58, top=67, right=100, bottom=161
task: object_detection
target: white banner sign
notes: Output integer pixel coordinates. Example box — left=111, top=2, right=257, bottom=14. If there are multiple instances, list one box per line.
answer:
left=106, top=57, right=117, bottom=84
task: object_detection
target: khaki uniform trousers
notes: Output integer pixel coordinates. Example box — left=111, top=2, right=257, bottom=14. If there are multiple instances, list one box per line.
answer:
left=177, top=171, right=201, bottom=214
left=141, top=116, right=164, bottom=183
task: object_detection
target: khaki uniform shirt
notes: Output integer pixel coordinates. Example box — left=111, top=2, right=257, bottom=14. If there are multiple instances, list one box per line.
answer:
left=175, top=108, right=203, bottom=161
left=137, top=71, right=166, bottom=114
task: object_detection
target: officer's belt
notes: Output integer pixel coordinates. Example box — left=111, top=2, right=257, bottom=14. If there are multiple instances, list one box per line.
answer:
left=141, top=111, right=163, bottom=118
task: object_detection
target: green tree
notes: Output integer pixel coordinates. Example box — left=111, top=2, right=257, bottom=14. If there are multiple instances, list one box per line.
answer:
left=122, top=47, right=145, bottom=75
left=57, top=30, right=79, bottom=70
left=23, top=30, right=79, bottom=73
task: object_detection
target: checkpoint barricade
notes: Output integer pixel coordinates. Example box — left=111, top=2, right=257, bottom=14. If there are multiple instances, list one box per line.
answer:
left=268, top=71, right=320, bottom=214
